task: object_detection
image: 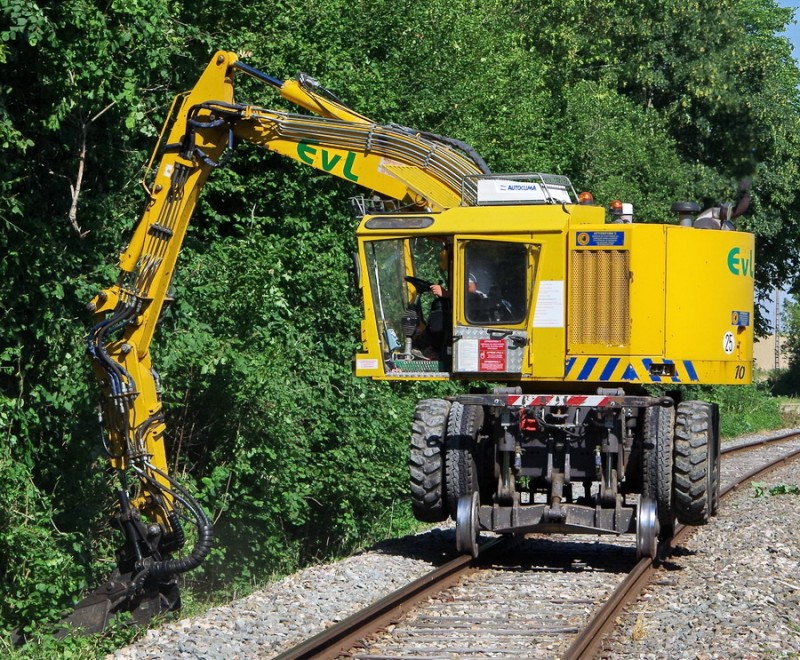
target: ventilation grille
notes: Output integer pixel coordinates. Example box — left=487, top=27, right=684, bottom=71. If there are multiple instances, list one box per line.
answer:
left=569, top=250, right=630, bottom=346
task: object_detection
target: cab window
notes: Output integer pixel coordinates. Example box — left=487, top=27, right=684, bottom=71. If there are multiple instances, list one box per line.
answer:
left=365, top=239, right=407, bottom=353
left=464, top=241, right=528, bottom=325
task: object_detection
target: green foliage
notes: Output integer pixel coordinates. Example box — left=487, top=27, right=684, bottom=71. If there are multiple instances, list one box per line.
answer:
left=783, top=299, right=800, bottom=368
left=768, top=483, right=800, bottom=495
left=0, top=393, right=85, bottom=631
left=0, top=612, right=141, bottom=659
left=752, top=481, right=800, bottom=497
left=557, top=81, right=701, bottom=216
left=715, top=383, right=783, bottom=437
left=771, top=299, right=800, bottom=396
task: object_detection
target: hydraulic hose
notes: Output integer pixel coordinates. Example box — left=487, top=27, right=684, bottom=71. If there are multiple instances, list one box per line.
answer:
left=129, top=463, right=215, bottom=593
left=389, top=123, right=492, bottom=174
left=136, top=521, right=214, bottom=584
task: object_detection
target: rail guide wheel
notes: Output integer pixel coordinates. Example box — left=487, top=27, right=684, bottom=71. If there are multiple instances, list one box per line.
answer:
left=636, top=496, right=659, bottom=561
left=455, top=491, right=480, bottom=558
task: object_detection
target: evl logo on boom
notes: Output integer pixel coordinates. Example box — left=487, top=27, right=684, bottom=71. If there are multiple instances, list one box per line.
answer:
left=727, top=247, right=754, bottom=277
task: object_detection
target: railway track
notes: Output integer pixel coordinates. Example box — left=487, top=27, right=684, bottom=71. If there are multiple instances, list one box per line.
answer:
left=275, top=430, right=800, bottom=660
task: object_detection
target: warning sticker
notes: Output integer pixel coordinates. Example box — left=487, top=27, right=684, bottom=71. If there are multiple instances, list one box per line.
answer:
left=731, top=311, right=750, bottom=327
left=479, top=339, right=506, bottom=371
left=575, top=231, right=625, bottom=247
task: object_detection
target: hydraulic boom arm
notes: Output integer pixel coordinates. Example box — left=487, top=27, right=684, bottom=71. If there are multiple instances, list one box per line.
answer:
left=72, top=51, right=487, bottom=632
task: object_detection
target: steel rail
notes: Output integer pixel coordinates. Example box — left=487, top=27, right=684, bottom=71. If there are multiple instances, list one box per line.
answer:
left=273, top=537, right=509, bottom=660
left=717, top=428, right=800, bottom=457
left=562, top=431, right=800, bottom=660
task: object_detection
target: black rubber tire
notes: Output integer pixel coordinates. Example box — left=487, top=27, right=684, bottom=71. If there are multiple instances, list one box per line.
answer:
left=673, top=400, right=716, bottom=526
left=445, top=402, right=483, bottom=518
left=642, top=403, right=675, bottom=538
left=409, top=399, right=451, bottom=522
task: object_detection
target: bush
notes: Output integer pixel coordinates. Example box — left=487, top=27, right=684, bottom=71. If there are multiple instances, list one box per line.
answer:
left=678, top=383, right=783, bottom=438
left=0, top=395, right=87, bottom=636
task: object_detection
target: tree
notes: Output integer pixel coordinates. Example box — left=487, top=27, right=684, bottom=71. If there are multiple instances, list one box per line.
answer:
left=0, top=0, right=201, bottom=631
left=516, top=0, right=800, bottom=317
left=783, top=299, right=800, bottom=368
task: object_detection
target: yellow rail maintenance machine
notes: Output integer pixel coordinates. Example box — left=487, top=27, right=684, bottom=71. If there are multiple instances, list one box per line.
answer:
left=354, top=181, right=753, bottom=559
left=72, top=51, right=754, bottom=631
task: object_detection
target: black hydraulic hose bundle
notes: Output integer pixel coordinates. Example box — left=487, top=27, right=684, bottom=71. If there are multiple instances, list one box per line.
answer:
left=129, top=519, right=214, bottom=592
left=87, top=303, right=138, bottom=399
left=388, top=123, right=492, bottom=175
left=129, top=462, right=215, bottom=592
left=88, top=299, right=214, bottom=596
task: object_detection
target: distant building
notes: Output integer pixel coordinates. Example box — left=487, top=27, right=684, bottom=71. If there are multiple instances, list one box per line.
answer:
left=753, top=333, right=788, bottom=373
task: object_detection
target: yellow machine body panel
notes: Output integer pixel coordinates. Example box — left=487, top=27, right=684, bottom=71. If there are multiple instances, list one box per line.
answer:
left=354, top=201, right=754, bottom=387
left=664, top=226, right=754, bottom=382
left=563, top=223, right=754, bottom=385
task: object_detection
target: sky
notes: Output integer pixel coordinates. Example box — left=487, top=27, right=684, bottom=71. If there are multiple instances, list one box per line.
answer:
left=779, top=1, right=800, bottom=59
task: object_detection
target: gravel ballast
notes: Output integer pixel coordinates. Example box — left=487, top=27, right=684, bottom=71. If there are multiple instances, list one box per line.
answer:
left=110, top=528, right=459, bottom=659
left=601, top=457, right=800, bottom=658
left=110, top=429, right=800, bottom=659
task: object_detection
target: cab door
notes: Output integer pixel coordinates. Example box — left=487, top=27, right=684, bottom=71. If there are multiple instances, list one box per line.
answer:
left=452, top=237, right=539, bottom=374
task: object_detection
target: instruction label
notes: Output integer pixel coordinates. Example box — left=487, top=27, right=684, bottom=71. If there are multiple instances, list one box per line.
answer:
left=478, top=339, right=506, bottom=372
left=533, top=280, right=565, bottom=328
left=731, top=311, right=750, bottom=327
